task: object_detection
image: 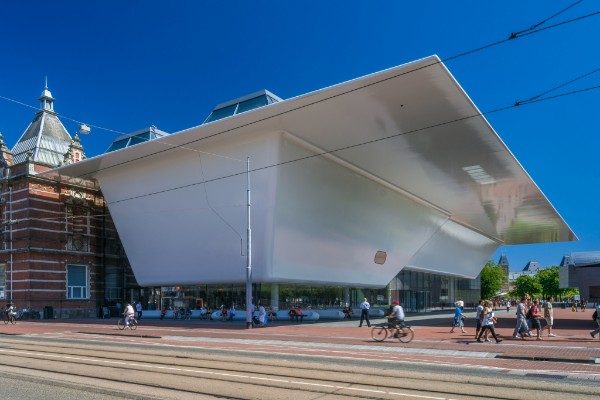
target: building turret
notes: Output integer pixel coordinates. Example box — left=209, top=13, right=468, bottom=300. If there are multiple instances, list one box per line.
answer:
left=0, top=132, right=14, bottom=178
left=63, top=134, right=86, bottom=165
left=11, top=81, right=81, bottom=170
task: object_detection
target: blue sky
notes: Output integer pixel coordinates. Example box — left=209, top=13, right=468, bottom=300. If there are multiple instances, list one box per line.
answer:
left=0, top=1, right=598, bottom=271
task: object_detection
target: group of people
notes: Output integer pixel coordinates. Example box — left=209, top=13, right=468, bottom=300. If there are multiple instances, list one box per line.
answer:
left=474, top=300, right=502, bottom=343
left=447, top=295, right=551, bottom=342
left=447, top=294, right=600, bottom=343
left=160, top=306, right=193, bottom=320
left=510, top=295, right=552, bottom=340
left=288, top=305, right=304, bottom=322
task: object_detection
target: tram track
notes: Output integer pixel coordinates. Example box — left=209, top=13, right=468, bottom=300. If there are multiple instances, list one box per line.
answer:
left=0, top=336, right=598, bottom=400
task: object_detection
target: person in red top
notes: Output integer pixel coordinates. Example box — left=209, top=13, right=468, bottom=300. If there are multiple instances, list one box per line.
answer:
left=530, top=299, right=543, bottom=341
left=295, top=307, right=304, bottom=322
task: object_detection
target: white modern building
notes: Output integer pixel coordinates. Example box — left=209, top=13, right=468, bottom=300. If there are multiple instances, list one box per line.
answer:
left=46, top=56, right=576, bottom=311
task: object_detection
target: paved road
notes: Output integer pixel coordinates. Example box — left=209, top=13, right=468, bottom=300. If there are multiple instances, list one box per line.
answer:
left=1, top=307, right=599, bottom=399
left=0, top=334, right=597, bottom=400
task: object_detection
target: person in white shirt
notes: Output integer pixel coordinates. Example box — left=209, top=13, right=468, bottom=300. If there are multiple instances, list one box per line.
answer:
left=124, top=303, right=135, bottom=326
left=358, top=298, right=371, bottom=327
left=390, top=300, right=405, bottom=327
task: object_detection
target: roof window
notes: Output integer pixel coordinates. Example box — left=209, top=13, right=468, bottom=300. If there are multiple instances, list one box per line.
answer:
left=204, top=90, right=282, bottom=124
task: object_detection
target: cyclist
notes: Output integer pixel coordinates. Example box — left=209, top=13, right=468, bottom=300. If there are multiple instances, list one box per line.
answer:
left=124, top=303, right=135, bottom=326
left=389, top=300, right=405, bottom=329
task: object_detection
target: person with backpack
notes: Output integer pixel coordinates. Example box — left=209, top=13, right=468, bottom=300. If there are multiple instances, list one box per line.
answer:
left=529, top=299, right=543, bottom=340
left=590, top=305, right=600, bottom=339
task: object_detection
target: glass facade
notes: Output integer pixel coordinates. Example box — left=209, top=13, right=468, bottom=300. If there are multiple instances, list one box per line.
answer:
left=138, top=269, right=479, bottom=314
left=388, top=268, right=480, bottom=312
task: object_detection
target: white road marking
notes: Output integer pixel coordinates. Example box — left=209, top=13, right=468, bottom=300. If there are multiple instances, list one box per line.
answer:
left=0, top=347, right=464, bottom=399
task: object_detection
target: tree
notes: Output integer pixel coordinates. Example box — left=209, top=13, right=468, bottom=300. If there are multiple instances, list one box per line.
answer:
left=513, top=274, right=542, bottom=299
left=536, top=266, right=560, bottom=298
left=479, top=260, right=507, bottom=300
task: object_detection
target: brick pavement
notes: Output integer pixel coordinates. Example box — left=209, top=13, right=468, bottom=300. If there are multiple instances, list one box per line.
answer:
left=2, top=307, right=599, bottom=370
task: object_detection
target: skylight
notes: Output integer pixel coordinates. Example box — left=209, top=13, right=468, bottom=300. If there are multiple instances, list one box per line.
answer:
left=203, top=90, right=282, bottom=124
left=105, top=127, right=169, bottom=153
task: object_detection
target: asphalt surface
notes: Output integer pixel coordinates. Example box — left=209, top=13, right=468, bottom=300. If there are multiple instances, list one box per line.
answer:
left=3, top=306, right=599, bottom=380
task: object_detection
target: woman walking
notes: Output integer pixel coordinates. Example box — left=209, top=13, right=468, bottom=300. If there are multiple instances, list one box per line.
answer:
left=477, top=301, right=502, bottom=343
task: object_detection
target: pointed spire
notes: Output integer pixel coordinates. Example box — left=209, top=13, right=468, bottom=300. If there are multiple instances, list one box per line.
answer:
left=39, top=77, right=55, bottom=111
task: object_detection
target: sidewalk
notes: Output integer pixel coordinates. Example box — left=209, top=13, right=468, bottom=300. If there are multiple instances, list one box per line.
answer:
left=3, top=307, right=599, bottom=368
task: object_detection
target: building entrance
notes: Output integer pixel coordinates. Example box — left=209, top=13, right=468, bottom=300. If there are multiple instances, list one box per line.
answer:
left=400, top=290, right=431, bottom=313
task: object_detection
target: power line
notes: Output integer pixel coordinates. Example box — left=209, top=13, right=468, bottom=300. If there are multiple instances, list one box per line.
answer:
left=1, top=4, right=597, bottom=194
left=511, top=10, right=600, bottom=40
left=509, top=0, right=585, bottom=39
left=0, top=95, right=126, bottom=135
left=515, top=67, right=600, bottom=106
left=108, top=83, right=600, bottom=206
left=54, top=5, right=599, bottom=182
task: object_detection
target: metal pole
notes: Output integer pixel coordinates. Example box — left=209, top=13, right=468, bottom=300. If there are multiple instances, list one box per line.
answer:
left=9, top=186, right=13, bottom=302
left=245, top=157, right=252, bottom=329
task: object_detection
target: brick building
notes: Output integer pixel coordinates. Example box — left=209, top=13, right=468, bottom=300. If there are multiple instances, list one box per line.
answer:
left=0, top=84, right=137, bottom=318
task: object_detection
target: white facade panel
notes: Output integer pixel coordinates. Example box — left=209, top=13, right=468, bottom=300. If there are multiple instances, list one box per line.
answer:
left=47, top=56, right=576, bottom=288
left=270, top=137, right=449, bottom=287
left=96, top=131, right=281, bottom=286
left=406, top=219, right=499, bottom=278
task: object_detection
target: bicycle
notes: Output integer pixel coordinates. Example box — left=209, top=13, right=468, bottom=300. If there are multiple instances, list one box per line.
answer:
left=3, top=311, right=16, bottom=325
left=117, top=316, right=138, bottom=330
left=371, top=321, right=414, bottom=343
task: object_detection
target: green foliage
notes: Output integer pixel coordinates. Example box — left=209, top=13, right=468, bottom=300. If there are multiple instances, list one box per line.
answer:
left=513, top=274, right=542, bottom=298
left=506, top=265, right=579, bottom=301
left=480, top=260, right=507, bottom=300
left=536, top=266, right=560, bottom=298
left=559, top=287, right=580, bottom=299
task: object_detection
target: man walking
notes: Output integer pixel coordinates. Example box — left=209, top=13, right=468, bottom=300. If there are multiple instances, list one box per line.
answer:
left=541, top=296, right=556, bottom=337
left=358, top=297, right=371, bottom=327
left=475, top=299, right=484, bottom=340
left=512, top=296, right=528, bottom=339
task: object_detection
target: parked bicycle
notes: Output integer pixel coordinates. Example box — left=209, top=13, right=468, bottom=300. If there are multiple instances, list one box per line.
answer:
left=117, top=316, right=138, bottom=330
left=16, top=308, right=41, bottom=320
left=371, top=321, right=414, bottom=343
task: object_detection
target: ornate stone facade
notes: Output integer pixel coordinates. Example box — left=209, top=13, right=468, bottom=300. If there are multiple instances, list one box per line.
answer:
left=0, top=85, right=136, bottom=318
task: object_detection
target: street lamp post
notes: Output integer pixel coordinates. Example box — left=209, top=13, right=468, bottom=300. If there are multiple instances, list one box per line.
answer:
left=245, top=158, right=253, bottom=329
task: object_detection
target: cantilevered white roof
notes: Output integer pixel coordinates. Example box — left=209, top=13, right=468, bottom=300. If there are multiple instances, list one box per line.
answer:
left=46, top=55, right=576, bottom=286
